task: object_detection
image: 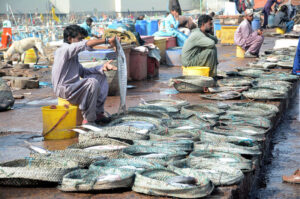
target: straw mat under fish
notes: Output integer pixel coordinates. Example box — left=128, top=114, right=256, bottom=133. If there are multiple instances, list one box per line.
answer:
left=0, top=157, right=78, bottom=186
left=132, top=168, right=214, bottom=198
left=59, top=167, right=135, bottom=192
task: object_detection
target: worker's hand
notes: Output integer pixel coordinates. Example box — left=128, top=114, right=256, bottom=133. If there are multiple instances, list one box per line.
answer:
left=257, top=29, right=263, bottom=35
left=102, top=60, right=117, bottom=72
left=108, top=37, right=117, bottom=48
left=170, top=24, right=174, bottom=28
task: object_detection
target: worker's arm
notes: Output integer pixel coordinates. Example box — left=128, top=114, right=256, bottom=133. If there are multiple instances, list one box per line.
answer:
left=193, top=32, right=216, bottom=49
left=86, top=37, right=116, bottom=48
left=206, top=33, right=218, bottom=44
left=65, top=37, right=115, bottom=60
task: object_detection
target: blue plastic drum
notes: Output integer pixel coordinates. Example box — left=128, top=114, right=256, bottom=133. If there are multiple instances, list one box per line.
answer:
left=252, top=18, right=261, bottom=30
left=146, top=20, right=158, bottom=36
left=135, top=20, right=147, bottom=36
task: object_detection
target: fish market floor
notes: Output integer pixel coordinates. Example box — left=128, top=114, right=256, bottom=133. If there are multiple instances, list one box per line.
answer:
left=0, top=36, right=300, bottom=198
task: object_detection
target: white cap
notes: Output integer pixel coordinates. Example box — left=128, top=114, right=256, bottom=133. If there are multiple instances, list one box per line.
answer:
left=245, top=9, right=254, bottom=16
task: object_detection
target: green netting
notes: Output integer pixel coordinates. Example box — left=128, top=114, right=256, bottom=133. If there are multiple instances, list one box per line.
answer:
left=132, top=169, right=214, bottom=198
left=59, top=167, right=135, bottom=192
left=168, top=159, right=244, bottom=186
left=194, top=141, right=261, bottom=156
left=0, top=157, right=78, bottom=186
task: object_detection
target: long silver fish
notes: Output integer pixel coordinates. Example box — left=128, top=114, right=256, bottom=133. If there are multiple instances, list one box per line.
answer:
left=24, top=141, right=50, bottom=154
left=116, top=38, right=127, bottom=115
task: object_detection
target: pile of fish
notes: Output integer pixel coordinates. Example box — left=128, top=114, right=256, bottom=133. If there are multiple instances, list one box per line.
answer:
left=2, top=97, right=284, bottom=198
left=169, top=48, right=298, bottom=101
left=1, top=46, right=298, bottom=198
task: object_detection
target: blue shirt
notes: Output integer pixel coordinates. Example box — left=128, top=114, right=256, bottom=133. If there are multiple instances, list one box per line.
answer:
left=80, top=22, right=92, bottom=36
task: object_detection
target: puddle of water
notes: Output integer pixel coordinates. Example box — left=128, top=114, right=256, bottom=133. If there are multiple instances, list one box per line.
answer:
left=0, top=132, right=78, bottom=163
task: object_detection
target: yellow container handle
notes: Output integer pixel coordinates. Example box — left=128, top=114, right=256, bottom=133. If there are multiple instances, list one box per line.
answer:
left=43, top=105, right=70, bottom=137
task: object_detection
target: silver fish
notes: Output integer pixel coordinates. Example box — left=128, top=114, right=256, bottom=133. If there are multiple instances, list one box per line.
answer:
left=73, top=128, right=88, bottom=134
left=81, top=124, right=102, bottom=132
left=166, top=176, right=197, bottom=185
left=116, top=38, right=127, bottom=114
left=24, top=141, right=50, bottom=154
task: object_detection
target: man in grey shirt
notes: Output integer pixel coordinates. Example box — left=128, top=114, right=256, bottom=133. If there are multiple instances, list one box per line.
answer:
left=52, top=25, right=116, bottom=124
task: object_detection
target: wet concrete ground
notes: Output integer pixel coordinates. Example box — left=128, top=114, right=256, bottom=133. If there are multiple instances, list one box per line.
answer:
left=251, top=85, right=300, bottom=199
left=0, top=37, right=299, bottom=198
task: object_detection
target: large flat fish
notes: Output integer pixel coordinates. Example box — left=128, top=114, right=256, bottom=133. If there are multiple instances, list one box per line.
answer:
left=116, top=38, right=127, bottom=114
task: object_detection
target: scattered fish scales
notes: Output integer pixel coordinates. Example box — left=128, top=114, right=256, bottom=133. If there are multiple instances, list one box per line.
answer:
left=194, top=141, right=261, bottom=155
left=59, top=167, right=134, bottom=192
left=169, top=159, right=244, bottom=186
left=133, top=140, right=194, bottom=152
left=0, top=157, right=78, bottom=186
left=188, top=151, right=253, bottom=171
left=139, top=99, right=189, bottom=109
left=132, top=169, right=214, bottom=198
left=89, top=158, right=164, bottom=173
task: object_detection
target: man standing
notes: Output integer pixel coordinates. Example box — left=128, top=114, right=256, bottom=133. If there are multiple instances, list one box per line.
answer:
left=181, top=15, right=218, bottom=77
left=262, top=0, right=283, bottom=29
left=234, top=9, right=264, bottom=58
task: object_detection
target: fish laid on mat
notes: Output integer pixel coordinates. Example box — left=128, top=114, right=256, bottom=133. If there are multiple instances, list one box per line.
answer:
left=169, top=161, right=244, bottom=186
left=139, top=98, right=189, bottom=109
left=24, top=141, right=50, bottom=154
left=84, top=145, right=127, bottom=151
left=116, top=38, right=127, bottom=114
left=166, top=176, right=197, bottom=185
left=243, top=88, right=287, bottom=100
left=207, top=86, right=249, bottom=93
left=200, top=91, right=241, bottom=100
left=132, top=169, right=214, bottom=198
left=97, top=174, right=122, bottom=182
